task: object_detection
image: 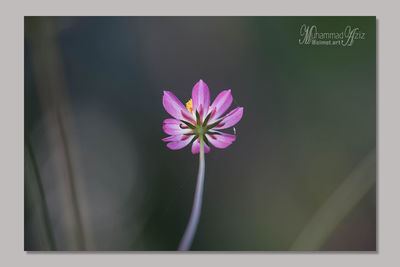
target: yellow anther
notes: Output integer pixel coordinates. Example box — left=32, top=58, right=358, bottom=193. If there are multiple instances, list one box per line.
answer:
left=186, top=99, right=193, bottom=114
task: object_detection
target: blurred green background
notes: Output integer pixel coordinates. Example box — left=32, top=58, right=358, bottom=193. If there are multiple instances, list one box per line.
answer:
left=24, top=17, right=376, bottom=251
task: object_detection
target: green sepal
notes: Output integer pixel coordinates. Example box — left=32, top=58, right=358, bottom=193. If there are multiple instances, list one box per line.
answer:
left=180, top=120, right=196, bottom=130
left=202, top=112, right=211, bottom=127
left=195, top=110, right=201, bottom=125
left=207, top=131, right=221, bottom=135
left=203, top=134, right=211, bottom=147
left=189, top=135, right=198, bottom=145
left=206, top=119, right=223, bottom=130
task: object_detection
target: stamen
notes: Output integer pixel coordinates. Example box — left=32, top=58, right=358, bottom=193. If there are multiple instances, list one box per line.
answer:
left=186, top=99, right=193, bottom=114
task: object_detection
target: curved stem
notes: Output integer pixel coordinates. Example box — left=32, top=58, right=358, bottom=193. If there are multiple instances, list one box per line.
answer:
left=178, top=136, right=205, bottom=251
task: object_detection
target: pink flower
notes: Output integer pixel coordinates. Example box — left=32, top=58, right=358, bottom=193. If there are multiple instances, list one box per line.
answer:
left=162, top=79, right=244, bottom=154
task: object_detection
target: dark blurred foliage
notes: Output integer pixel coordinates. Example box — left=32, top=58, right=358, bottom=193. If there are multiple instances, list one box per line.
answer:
left=24, top=17, right=375, bottom=251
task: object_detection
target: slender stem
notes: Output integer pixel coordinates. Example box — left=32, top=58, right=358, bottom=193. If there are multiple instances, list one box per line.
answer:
left=178, top=136, right=206, bottom=251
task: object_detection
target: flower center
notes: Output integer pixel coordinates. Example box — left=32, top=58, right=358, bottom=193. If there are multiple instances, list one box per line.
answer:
left=194, top=125, right=206, bottom=136
left=186, top=99, right=193, bottom=114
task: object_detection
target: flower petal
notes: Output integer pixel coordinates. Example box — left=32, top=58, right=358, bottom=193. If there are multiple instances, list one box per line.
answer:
left=163, top=91, right=193, bottom=121
left=207, top=132, right=236, bottom=149
left=191, top=138, right=211, bottom=154
left=214, top=107, right=243, bottom=129
left=192, top=79, right=210, bottom=118
left=163, top=118, right=180, bottom=124
left=210, top=89, right=233, bottom=119
left=162, top=135, right=187, bottom=142
left=162, top=123, right=191, bottom=135
left=166, top=135, right=193, bottom=150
